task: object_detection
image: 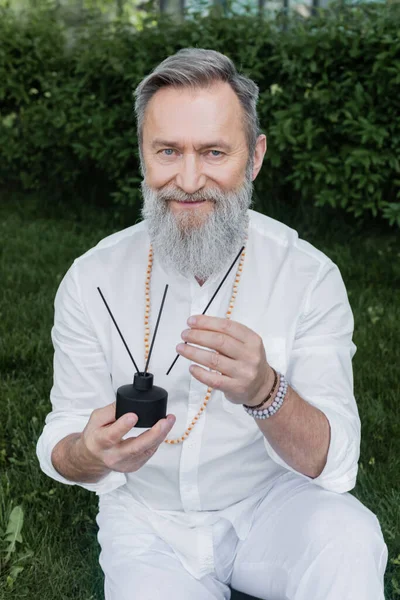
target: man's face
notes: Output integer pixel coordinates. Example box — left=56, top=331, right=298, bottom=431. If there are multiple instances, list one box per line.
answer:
left=139, top=81, right=266, bottom=282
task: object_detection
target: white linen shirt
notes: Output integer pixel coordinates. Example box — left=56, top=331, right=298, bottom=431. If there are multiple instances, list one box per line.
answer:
left=36, top=208, right=361, bottom=580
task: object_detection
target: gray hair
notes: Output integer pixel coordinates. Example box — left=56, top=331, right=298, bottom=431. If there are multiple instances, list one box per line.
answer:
left=133, top=48, right=261, bottom=170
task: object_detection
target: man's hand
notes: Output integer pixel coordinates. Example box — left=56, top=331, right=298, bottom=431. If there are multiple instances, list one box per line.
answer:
left=51, top=402, right=176, bottom=484
left=176, top=314, right=274, bottom=407
left=78, top=402, right=176, bottom=474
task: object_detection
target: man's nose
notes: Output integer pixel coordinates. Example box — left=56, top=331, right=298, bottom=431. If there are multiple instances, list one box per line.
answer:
left=175, top=153, right=206, bottom=194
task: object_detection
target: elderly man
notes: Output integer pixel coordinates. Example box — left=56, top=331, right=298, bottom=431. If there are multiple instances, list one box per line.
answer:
left=36, top=48, right=388, bottom=600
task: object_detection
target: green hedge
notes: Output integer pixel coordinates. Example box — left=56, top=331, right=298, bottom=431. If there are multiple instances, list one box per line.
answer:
left=1, top=3, right=400, bottom=226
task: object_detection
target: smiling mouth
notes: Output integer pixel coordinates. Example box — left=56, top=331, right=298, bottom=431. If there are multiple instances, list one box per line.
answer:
left=170, top=202, right=206, bottom=206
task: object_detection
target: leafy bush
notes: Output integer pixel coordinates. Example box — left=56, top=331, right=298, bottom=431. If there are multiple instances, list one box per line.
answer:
left=0, top=2, right=399, bottom=226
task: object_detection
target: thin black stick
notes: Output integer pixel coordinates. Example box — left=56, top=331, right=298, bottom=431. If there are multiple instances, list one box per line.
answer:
left=144, top=284, right=169, bottom=375
left=97, top=287, right=140, bottom=374
left=166, top=244, right=245, bottom=376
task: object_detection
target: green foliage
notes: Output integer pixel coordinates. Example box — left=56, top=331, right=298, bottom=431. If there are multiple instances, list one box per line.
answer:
left=0, top=500, right=34, bottom=590
left=0, top=2, right=399, bottom=226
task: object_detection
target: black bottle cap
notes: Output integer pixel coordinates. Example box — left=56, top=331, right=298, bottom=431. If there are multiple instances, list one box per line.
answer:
left=134, top=371, right=154, bottom=391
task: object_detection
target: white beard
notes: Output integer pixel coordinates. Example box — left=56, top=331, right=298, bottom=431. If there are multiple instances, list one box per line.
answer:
left=139, top=170, right=254, bottom=283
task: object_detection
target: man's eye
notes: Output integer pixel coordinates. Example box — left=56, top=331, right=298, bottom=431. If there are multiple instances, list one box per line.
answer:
left=209, top=150, right=222, bottom=157
left=161, top=149, right=175, bottom=156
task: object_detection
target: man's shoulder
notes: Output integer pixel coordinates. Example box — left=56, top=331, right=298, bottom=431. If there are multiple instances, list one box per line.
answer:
left=73, top=219, right=147, bottom=269
left=248, top=208, right=332, bottom=270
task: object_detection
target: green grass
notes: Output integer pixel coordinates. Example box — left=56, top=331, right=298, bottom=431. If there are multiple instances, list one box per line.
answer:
left=0, top=191, right=399, bottom=599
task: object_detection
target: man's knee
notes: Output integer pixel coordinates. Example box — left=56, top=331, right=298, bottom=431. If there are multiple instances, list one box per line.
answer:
left=303, top=489, right=386, bottom=557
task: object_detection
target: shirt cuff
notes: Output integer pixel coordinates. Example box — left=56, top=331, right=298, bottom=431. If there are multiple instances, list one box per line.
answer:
left=262, top=402, right=360, bottom=494
left=36, top=417, right=127, bottom=495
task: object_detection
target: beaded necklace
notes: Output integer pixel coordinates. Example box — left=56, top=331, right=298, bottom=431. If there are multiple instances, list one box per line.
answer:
left=144, top=239, right=248, bottom=444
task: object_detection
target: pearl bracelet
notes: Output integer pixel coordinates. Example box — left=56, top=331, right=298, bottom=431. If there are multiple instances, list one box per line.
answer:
left=243, top=372, right=288, bottom=419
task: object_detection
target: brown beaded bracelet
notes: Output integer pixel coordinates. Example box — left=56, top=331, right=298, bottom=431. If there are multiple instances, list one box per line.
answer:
left=243, top=367, right=278, bottom=409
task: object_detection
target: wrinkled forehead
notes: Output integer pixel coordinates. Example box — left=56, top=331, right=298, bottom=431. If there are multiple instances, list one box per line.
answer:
left=142, top=82, right=247, bottom=149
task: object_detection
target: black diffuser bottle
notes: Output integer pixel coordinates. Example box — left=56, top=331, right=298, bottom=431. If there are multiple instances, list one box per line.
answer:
left=97, top=285, right=169, bottom=428
left=116, top=371, right=167, bottom=428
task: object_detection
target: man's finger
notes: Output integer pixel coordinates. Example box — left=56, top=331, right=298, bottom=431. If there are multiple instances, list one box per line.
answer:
left=101, top=412, right=138, bottom=448
left=90, top=401, right=118, bottom=428
left=119, top=415, right=175, bottom=457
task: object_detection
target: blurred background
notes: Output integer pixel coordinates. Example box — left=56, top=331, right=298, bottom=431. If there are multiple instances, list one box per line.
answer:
left=0, top=0, right=399, bottom=598
left=0, top=0, right=397, bottom=30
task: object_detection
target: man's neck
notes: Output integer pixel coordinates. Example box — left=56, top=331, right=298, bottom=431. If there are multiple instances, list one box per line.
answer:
left=195, top=276, right=206, bottom=287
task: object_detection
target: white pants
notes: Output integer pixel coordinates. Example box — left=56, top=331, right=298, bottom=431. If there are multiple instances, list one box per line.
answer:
left=97, top=472, right=388, bottom=600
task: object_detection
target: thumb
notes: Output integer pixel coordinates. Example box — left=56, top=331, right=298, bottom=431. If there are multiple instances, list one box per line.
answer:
left=90, top=401, right=118, bottom=428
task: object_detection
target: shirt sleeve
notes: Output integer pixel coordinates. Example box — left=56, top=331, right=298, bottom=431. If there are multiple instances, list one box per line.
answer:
left=263, top=260, right=361, bottom=494
left=35, top=260, right=127, bottom=495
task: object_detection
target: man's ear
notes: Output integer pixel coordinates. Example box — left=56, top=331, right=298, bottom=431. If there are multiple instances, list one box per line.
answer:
left=252, top=134, right=267, bottom=181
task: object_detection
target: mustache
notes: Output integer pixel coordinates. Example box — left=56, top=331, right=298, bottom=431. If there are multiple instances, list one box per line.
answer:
left=156, top=185, right=228, bottom=203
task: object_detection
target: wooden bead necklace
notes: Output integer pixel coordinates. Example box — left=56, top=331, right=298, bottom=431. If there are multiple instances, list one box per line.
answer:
left=144, top=240, right=248, bottom=444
